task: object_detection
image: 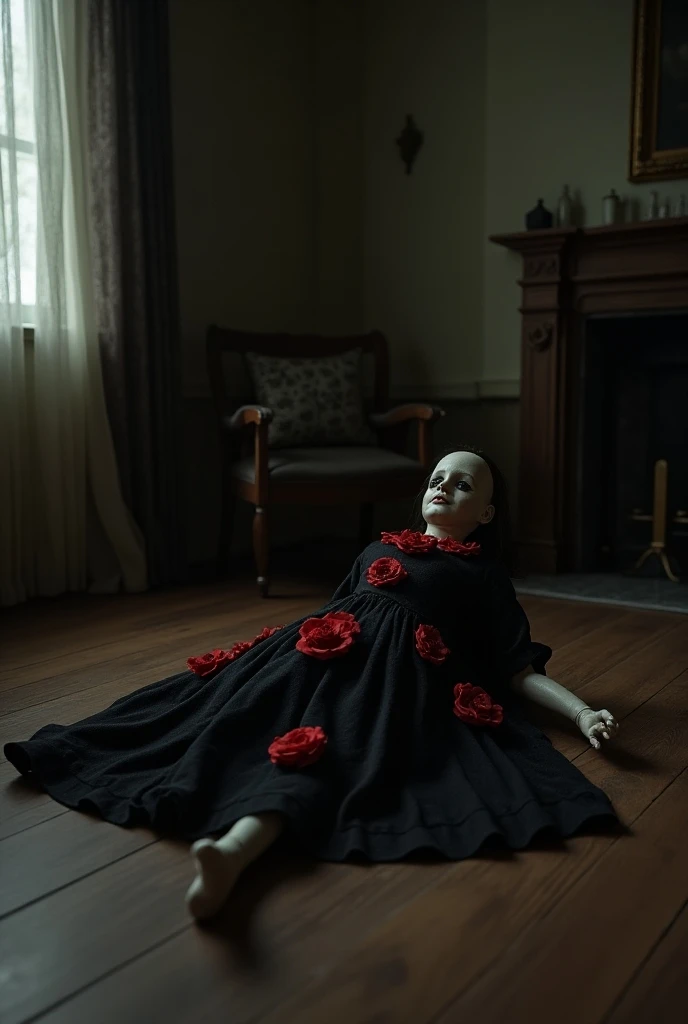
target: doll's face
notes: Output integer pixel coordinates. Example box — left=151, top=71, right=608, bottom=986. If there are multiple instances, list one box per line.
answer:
left=421, top=451, right=495, bottom=540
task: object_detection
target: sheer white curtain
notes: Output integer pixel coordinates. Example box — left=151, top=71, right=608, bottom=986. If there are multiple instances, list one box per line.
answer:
left=0, top=0, right=146, bottom=605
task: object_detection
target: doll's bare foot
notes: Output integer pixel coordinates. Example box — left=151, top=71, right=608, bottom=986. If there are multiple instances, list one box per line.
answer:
left=185, top=839, right=242, bottom=920
left=185, top=813, right=285, bottom=921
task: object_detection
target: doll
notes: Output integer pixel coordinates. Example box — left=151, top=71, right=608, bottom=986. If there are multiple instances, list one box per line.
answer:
left=4, top=446, right=619, bottom=921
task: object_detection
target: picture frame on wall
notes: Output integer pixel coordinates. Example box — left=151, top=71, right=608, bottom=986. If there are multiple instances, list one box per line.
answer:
left=629, top=0, right=688, bottom=182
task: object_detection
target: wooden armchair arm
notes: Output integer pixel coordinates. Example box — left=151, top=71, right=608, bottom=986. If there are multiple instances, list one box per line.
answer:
left=369, top=403, right=445, bottom=469
left=221, top=405, right=272, bottom=504
left=222, top=404, right=274, bottom=432
left=368, top=403, right=444, bottom=429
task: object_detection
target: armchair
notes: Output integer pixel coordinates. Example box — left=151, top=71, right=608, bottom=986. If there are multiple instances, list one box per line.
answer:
left=207, top=326, right=445, bottom=596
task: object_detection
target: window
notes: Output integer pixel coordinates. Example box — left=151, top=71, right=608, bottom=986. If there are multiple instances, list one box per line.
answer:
left=0, top=0, right=36, bottom=320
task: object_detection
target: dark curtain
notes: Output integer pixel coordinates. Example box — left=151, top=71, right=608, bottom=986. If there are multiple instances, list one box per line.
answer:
left=87, top=0, right=185, bottom=585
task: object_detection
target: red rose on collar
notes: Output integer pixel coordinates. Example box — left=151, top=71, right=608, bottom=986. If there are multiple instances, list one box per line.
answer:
left=453, top=683, right=503, bottom=727
left=268, top=725, right=327, bottom=767
left=296, top=610, right=361, bottom=660
left=414, top=623, right=450, bottom=665
left=437, top=537, right=481, bottom=557
left=187, top=623, right=285, bottom=677
left=380, top=529, right=437, bottom=554
left=366, top=556, right=409, bottom=587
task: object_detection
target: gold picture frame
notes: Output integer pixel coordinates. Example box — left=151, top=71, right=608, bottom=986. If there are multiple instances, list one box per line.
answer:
left=629, top=0, right=688, bottom=182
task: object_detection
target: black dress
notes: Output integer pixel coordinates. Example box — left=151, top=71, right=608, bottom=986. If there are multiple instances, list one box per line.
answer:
left=4, top=535, right=618, bottom=860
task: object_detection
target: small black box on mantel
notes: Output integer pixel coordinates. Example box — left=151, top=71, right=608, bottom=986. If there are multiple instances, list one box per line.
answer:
left=525, top=199, right=553, bottom=230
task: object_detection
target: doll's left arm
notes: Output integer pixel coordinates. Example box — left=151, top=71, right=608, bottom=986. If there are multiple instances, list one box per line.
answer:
left=510, top=668, right=619, bottom=750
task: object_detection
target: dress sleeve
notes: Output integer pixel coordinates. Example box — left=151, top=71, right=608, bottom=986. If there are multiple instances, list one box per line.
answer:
left=328, top=553, right=364, bottom=603
left=484, top=563, right=552, bottom=679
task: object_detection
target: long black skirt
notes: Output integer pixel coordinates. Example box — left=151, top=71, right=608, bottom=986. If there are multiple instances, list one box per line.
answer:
left=4, top=589, right=618, bottom=860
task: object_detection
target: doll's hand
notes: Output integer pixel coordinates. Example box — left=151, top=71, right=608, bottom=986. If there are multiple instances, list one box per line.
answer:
left=577, top=708, right=619, bottom=750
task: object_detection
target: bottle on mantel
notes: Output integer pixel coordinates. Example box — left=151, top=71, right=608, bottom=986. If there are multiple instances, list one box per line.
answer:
left=602, top=188, right=620, bottom=225
left=557, top=185, right=573, bottom=227
left=646, top=190, right=659, bottom=220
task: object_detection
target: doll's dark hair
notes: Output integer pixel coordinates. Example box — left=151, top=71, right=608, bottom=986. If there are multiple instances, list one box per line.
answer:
left=408, top=444, right=517, bottom=577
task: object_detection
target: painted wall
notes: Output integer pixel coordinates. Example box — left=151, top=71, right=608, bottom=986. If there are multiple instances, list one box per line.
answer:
left=362, top=0, right=487, bottom=400
left=169, top=0, right=315, bottom=401
left=311, top=0, right=365, bottom=335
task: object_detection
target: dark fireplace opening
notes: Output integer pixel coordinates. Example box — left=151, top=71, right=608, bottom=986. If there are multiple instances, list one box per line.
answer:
left=577, top=311, right=688, bottom=578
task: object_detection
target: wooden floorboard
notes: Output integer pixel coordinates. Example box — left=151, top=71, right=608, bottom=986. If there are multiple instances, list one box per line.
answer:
left=0, top=812, right=156, bottom=917
left=434, top=769, right=688, bottom=1024
left=603, top=897, right=688, bottom=1024
left=0, top=580, right=685, bottom=1024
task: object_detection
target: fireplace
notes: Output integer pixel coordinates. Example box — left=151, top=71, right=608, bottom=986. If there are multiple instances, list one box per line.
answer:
left=490, top=218, right=688, bottom=575
left=579, top=312, right=688, bottom=575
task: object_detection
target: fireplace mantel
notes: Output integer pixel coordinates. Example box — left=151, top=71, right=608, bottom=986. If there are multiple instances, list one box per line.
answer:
left=490, top=218, right=688, bottom=573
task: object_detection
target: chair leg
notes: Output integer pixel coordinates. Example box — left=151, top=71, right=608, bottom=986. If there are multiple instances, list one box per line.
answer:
left=216, top=462, right=236, bottom=578
left=358, top=502, right=374, bottom=548
left=253, top=505, right=269, bottom=597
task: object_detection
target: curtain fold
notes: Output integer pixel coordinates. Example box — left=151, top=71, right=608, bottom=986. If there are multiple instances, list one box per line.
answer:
left=87, top=0, right=185, bottom=585
left=0, top=0, right=28, bottom=603
left=0, top=0, right=147, bottom=606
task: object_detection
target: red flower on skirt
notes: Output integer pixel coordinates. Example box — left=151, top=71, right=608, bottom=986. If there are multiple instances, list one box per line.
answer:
left=186, top=648, right=236, bottom=677
left=187, top=623, right=285, bottom=677
left=414, top=623, right=450, bottom=665
left=437, top=536, right=481, bottom=557
left=296, top=610, right=361, bottom=660
left=252, top=625, right=285, bottom=642
left=268, top=726, right=328, bottom=768
left=453, top=683, right=503, bottom=727
left=380, top=529, right=437, bottom=555
left=366, top=556, right=409, bottom=587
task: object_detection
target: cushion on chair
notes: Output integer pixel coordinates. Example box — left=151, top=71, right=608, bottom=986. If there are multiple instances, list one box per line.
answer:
left=231, top=446, right=425, bottom=483
left=243, top=348, right=377, bottom=448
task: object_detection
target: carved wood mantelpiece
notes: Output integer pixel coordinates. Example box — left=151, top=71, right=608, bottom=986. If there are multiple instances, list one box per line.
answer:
left=490, top=218, right=688, bottom=573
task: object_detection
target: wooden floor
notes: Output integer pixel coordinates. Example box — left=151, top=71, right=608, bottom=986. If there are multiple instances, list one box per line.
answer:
left=1, top=574, right=687, bottom=1024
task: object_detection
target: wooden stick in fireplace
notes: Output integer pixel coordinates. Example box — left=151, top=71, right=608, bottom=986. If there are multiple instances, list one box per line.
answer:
left=629, top=459, right=681, bottom=583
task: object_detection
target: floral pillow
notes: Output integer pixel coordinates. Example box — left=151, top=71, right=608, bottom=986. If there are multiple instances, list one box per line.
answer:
left=243, top=348, right=377, bottom=448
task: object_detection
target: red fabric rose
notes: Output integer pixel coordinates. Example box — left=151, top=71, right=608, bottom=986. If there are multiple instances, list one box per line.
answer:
left=453, top=683, right=503, bottom=727
left=321, top=610, right=359, bottom=630
left=187, top=623, right=285, bottom=677
left=366, top=557, right=409, bottom=587
left=268, top=725, right=328, bottom=768
left=187, top=648, right=237, bottom=677
left=436, top=537, right=481, bottom=557
left=414, top=623, right=450, bottom=665
left=380, top=529, right=438, bottom=555
left=295, top=610, right=361, bottom=660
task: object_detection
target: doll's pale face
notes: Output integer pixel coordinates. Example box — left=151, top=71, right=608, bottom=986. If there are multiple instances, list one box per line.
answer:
left=422, top=451, right=495, bottom=541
